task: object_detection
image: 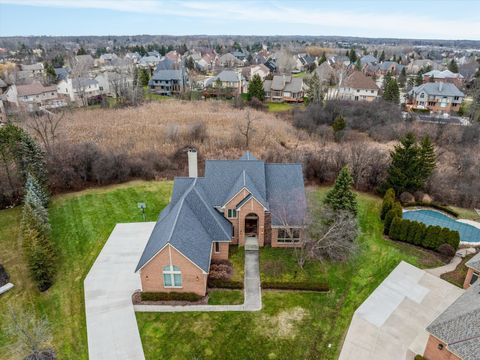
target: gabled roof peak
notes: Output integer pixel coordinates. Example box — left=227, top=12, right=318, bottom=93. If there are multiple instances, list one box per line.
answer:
left=239, top=151, right=257, bottom=161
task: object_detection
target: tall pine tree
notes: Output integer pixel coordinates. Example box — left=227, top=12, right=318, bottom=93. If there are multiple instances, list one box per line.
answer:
left=325, top=166, right=357, bottom=215
left=383, top=78, right=400, bottom=104
left=419, top=136, right=436, bottom=183
left=247, top=74, right=265, bottom=101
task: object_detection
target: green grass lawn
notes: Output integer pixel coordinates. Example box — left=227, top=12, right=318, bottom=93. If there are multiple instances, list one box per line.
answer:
left=0, top=181, right=173, bottom=359
left=266, top=102, right=307, bottom=113
left=208, top=290, right=243, bottom=305
left=0, top=183, right=446, bottom=359
left=143, top=86, right=171, bottom=101
left=441, top=253, right=476, bottom=287
left=136, top=189, right=445, bottom=360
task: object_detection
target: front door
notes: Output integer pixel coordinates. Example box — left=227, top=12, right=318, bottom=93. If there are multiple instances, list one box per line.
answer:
left=245, top=213, right=259, bottom=237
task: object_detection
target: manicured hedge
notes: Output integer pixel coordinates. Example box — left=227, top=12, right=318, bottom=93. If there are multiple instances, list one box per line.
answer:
left=380, top=188, right=396, bottom=220
left=388, top=216, right=460, bottom=251
left=207, top=279, right=244, bottom=289
left=140, top=292, right=203, bottom=302
left=262, top=281, right=329, bottom=292
left=384, top=201, right=402, bottom=235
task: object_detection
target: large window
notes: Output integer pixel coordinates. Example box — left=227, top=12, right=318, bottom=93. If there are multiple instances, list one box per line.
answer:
left=227, top=209, right=237, bottom=218
left=471, top=272, right=479, bottom=285
left=163, top=265, right=182, bottom=287
left=277, top=228, right=301, bottom=243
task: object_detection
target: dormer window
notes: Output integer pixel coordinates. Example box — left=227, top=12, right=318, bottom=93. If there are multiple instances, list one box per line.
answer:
left=227, top=209, right=237, bottom=218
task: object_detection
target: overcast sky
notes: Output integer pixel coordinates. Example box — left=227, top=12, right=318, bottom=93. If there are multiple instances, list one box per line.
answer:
left=0, top=0, right=479, bottom=40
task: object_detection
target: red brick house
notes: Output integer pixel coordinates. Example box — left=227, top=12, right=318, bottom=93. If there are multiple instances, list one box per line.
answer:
left=463, top=252, right=479, bottom=289
left=423, top=282, right=479, bottom=360
left=135, top=151, right=306, bottom=296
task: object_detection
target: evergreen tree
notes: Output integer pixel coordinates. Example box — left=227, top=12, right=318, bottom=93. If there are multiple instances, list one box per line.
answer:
left=398, top=67, right=407, bottom=88
left=18, top=132, right=48, bottom=188
left=247, top=74, right=265, bottom=101
left=383, top=78, right=400, bottom=104
left=419, top=136, right=436, bottom=183
left=319, top=52, right=327, bottom=65
left=21, top=180, right=56, bottom=291
left=384, top=201, right=402, bottom=234
left=305, top=72, right=322, bottom=104
left=185, top=57, right=195, bottom=70
left=355, top=58, right=362, bottom=71
left=380, top=188, right=396, bottom=220
left=448, top=59, right=459, bottom=73
left=325, top=166, right=357, bottom=215
left=348, top=48, right=357, bottom=63
left=388, top=216, right=402, bottom=240
left=384, top=133, right=424, bottom=194
left=43, top=62, right=56, bottom=84
left=138, top=68, right=150, bottom=87
left=379, top=50, right=385, bottom=62
left=25, top=173, right=49, bottom=208
left=76, top=47, right=87, bottom=56
left=415, top=71, right=424, bottom=86
left=332, top=115, right=346, bottom=133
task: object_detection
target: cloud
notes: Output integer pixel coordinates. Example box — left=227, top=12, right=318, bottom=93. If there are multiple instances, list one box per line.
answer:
left=1, top=0, right=479, bottom=39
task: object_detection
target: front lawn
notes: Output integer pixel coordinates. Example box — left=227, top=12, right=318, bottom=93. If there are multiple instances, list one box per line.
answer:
left=136, top=188, right=445, bottom=360
left=0, top=181, right=173, bottom=359
left=208, top=290, right=243, bottom=305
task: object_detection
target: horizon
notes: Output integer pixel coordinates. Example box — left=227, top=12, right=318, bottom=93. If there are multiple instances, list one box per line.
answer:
left=1, top=0, right=480, bottom=41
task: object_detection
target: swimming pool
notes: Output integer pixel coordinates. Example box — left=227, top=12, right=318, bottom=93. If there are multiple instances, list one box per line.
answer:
left=402, top=209, right=480, bottom=243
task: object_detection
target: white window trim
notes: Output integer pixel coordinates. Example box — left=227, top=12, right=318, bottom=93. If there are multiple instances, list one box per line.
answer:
left=163, top=264, right=182, bottom=288
left=277, top=228, right=302, bottom=243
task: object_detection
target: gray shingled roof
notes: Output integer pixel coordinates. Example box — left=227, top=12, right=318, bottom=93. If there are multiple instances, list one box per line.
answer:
left=466, top=252, right=480, bottom=272
left=216, top=70, right=241, bottom=83
left=409, top=82, right=464, bottom=97
left=136, top=152, right=306, bottom=272
left=150, top=69, right=184, bottom=81
left=426, top=282, right=480, bottom=360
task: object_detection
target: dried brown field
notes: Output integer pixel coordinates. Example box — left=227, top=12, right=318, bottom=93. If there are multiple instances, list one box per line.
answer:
left=58, top=100, right=316, bottom=158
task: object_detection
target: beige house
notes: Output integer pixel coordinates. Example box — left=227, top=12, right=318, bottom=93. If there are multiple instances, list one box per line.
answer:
left=4, top=81, right=64, bottom=111
left=337, top=71, right=379, bottom=102
left=135, top=151, right=306, bottom=296
left=263, top=75, right=304, bottom=103
left=407, top=82, right=464, bottom=114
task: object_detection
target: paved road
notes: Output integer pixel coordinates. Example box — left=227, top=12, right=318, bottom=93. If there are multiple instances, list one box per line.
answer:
left=84, top=222, right=155, bottom=360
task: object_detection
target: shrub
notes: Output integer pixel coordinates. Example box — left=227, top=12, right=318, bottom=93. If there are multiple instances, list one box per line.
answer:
left=384, top=201, right=402, bottom=234
left=208, top=262, right=233, bottom=280
left=437, top=243, right=456, bottom=257
left=399, top=192, right=415, bottom=205
left=389, top=216, right=403, bottom=240
left=207, top=279, right=244, bottom=289
left=262, top=281, right=329, bottom=292
left=380, top=188, right=396, bottom=220
left=140, top=292, right=203, bottom=302
left=414, top=355, right=425, bottom=360
left=412, top=222, right=427, bottom=246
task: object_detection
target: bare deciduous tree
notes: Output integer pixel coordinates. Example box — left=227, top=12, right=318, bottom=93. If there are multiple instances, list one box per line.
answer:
left=4, top=306, right=54, bottom=360
left=238, top=111, right=256, bottom=148
left=27, top=110, right=66, bottom=154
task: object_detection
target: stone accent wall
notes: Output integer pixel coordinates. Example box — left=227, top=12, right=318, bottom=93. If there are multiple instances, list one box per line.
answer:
left=211, top=242, right=229, bottom=261
left=140, top=244, right=207, bottom=296
left=423, top=335, right=461, bottom=360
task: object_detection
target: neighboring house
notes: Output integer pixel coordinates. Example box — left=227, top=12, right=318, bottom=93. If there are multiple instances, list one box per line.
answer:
left=406, top=59, right=443, bottom=74
left=315, top=61, right=338, bottom=85
left=139, top=55, right=162, bottom=69
left=241, top=64, right=270, bottom=82
left=463, top=252, right=480, bottom=289
left=423, top=69, right=465, bottom=88
left=154, top=57, right=176, bottom=71
left=5, top=81, right=64, bottom=111
left=95, top=71, right=133, bottom=97
left=135, top=151, right=306, bottom=296
left=98, top=53, right=119, bottom=66
left=263, top=74, right=304, bottom=103
left=74, top=54, right=95, bottom=70
left=125, top=52, right=141, bottom=63
left=54, top=67, right=70, bottom=82
left=148, top=69, right=188, bottom=96
left=232, top=50, right=248, bottom=62
left=423, top=282, right=480, bottom=360
left=218, top=53, right=243, bottom=67
left=57, top=77, right=101, bottom=103
left=360, top=55, right=378, bottom=66
left=408, top=82, right=464, bottom=114
left=337, top=71, right=379, bottom=102
left=205, top=70, right=244, bottom=96
left=297, top=53, right=316, bottom=71
left=20, top=62, right=45, bottom=78
left=377, top=61, right=405, bottom=76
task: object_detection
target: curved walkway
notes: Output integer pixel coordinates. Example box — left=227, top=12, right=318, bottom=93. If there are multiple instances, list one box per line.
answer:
left=426, top=248, right=476, bottom=277
left=84, top=223, right=261, bottom=360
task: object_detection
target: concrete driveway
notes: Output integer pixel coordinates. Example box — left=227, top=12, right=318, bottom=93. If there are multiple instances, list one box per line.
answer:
left=84, top=222, right=155, bottom=360
left=339, top=261, right=464, bottom=360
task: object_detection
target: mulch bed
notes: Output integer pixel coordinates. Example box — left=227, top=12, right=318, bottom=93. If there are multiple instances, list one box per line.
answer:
left=0, top=264, right=9, bottom=287
left=132, top=291, right=208, bottom=306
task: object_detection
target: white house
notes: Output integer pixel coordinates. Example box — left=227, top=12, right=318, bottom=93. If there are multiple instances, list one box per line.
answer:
left=336, top=71, right=379, bottom=102
left=57, top=77, right=101, bottom=104
left=5, top=81, right=65, bottom=111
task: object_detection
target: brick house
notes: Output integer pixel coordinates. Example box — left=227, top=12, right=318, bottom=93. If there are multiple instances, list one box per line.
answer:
left=423, top=282, right=479, bottom=360
left=408, top=82, right=464, bottom=114
left=423, top=70, right=464, bottom=88
left=463, top=252, right=480, bottom=289
left=135, top=151, right=306, bottom=296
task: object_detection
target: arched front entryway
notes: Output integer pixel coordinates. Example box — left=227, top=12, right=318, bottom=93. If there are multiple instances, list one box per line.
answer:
left=244, top=213, right=259, bottom=238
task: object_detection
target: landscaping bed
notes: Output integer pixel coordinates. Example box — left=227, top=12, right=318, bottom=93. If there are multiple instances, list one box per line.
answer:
left=441, top=253, right=477, bottom=288
left=132, top=291, right=208, bottom=306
